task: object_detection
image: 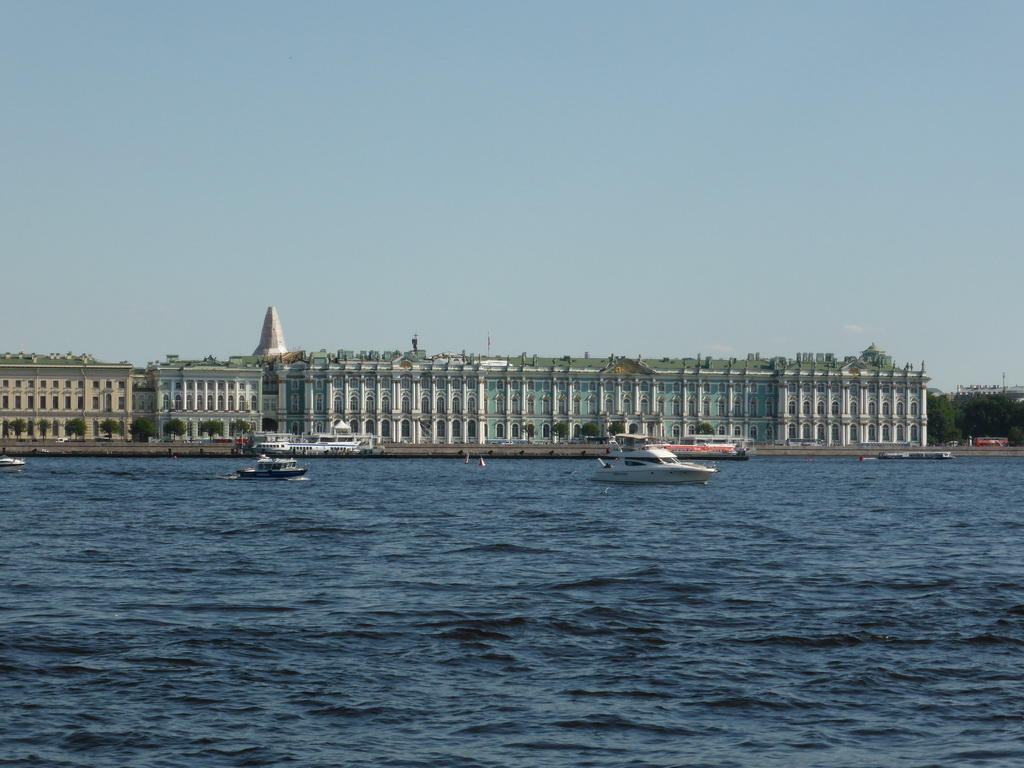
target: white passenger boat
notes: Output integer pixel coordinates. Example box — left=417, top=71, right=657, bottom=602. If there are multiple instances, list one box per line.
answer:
left=0, top=456, right=26, bottom=472
left=236, top=455, right=308, bottom=480
left=246, top=420, right=376, bottom=456
left=592, top=437, right=718, bottom=484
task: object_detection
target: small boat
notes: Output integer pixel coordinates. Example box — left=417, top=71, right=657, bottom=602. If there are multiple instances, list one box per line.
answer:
left=592, top=437, right=718, bottom=484
left=878, top=451, right=954, bottom=460
left=0, top=456, right=25, bottom=472
left=236, top=455, right=308, bottom=480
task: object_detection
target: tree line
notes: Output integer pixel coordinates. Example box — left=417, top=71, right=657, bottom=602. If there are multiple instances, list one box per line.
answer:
left=927, top=393, right=1024, bottom=445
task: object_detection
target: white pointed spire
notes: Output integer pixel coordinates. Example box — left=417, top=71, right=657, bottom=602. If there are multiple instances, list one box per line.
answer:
left=253, top=306, right=288, bottom=356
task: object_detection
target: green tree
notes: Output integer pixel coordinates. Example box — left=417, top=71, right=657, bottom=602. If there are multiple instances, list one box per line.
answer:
left=10, top=418, right=28, bottom=440
left=164, top=418, right=187, bottom=440
left=130, top=417, right=156, bottom=442
left=66, top=418, right=87, bottom=440
left=580, top=422, right=600, bottom=438
left=230, top=419, right=253, bottom=436
left=200, top=420, right=224, bottom=439
left=99, top=418, right=123, bottom=439
left=524, top=422, right=536, bottom=441
left=37, top=419, right=51, bottom=440
left=609, top=421, right=625, bottom=435
left=552, top=421, right=570, bottom=440
left=926, top=393, right=961, bottom=445
left=696, top=421, right=715, bottom=435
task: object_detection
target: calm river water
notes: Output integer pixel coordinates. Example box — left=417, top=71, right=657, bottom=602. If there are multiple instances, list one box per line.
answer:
left=2, top=455, right=1023, bottom=767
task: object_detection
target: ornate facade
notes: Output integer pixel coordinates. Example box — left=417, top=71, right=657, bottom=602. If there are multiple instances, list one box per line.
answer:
left=260, top=342, right=929, bottom=447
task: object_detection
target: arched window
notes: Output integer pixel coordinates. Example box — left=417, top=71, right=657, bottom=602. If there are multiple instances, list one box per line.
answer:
left=573, top=398, right=582, bottom=415
left=467, top=420, right=476, bottom=439
left=788, top=424, right=798, bottom=439
left=527, top=396, right=536, bottom=415
left=186, top=395, right=193, bottom=410
left=315, top=394, right=323, bottom=411
left=766, top=398, right=775, bottom=417
left=401, top=396, right=411, bottom=413
left=437, top=396, right=446, bottom=414
left=623, top=396, right=632, bottom=413
left=453, top=421, right=462, bottom=439
left=496, top=396, right=506, bottom=414
left=831, top=424, right=840, bottom=443
left=365, top=395, right=375, bottom=414
left=749, top=425, right=758, bottom=440
left=882, top=402, right=891, bottom=417
left=510, top=396, right=519, bottom=415
left=350, top=419, right=359, bottom=433
left=788, top=400, right=797, bottom=415
left=896, top=425, right=905, bottom=442
left=437, top=421, right=446, bottom=438
left=381, top=395, right=391, bottom=413
left=672, top=424, right=681, bottom=439
left=748, top=398, right=757, bottom=417
left=802, top=400, right=811, bottom=416
left=868, top=424, right=877, bottom=441
left=910, top=425, right=919, bottom=442
left=350, top=395, right=359, bottom=411
left=702, top=398, right=711, bottom=416
left=365, top=419, right=375, bottom=435
left=717, top=399, right=726, bottom=417
left=495, top=423, right=505, bottom=438
left=573, top=424, right=582, bottom=439
left=468, top=395, right=477, bottom=412
left=831, top=400, right=840, bottom=415
left=850, top=424, right=859, bottom=442
left=163, top=394, right=170, bottom=410
left=640, top=398, right=650, bottom=415
left=381, top=420, right=391, bottom=438
left=511, top=423, right=520, bottom=439
left=882, top=425, right=891, bottom=442
left=733, top=397, right=743, bottom=416
left=421, top=395, right=431, bottom=413
left=816, top=401, right=825, bottom=415
left=334, top=395, right=343, bottom=412
left=605, top=396, right=614, bottom=414
left=869, top=401, right=877, bottom=416
left=801, top=424, right=811, bottom=439
left=851, top=401, right=859, bottom=417
left=910, top=401, right=919, bottom=416
left=896, top=401, right=905, bottom=416
left=452, top=396, right=461, bottom=414
left=816, top=424, right=825, bottom=441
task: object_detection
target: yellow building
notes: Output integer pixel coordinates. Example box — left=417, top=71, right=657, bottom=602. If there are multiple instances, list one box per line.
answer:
left=0, top=352, right=133, bottom=440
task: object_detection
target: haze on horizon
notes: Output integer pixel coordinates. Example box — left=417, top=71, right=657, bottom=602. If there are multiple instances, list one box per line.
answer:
left=3, top=1, right=1021, bottom=393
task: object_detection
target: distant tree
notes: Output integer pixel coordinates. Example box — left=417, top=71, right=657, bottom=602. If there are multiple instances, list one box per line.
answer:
left=580, top=422, right=600, bottom=438
left=524, top=422, right=536, bottom=441
left=37, top=419, right=51, bottom=440
left=164, top=418, right=187, bottom=440
left=1009, top=427, right=1024, bottom=447
left=10, top=418, right=28, bottom=440
left=230, top=419, right=253, bottom=436
left=66, top=418, right=87, bottom=440
left=609, top=421, right=625, bottom=435
left=130, top=417, right=156, bottom=442
left=552, top=421, right=570, bottom=440
left=926, top=393, right=961, bottom=444
left=696, top=421, right=715, bottom=435
left=958, top=394, right=1016, bottom=441
left=200, top=420, right=224, bottom=439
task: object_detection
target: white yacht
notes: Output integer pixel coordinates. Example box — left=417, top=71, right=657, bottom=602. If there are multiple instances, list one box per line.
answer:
left=0, top=456, right=26, bottom=472
left=592, top=437, right=718, bottom=484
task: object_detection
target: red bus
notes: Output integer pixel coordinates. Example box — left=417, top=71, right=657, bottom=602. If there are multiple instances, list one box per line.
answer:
left=974, top=437, right=1009, bottom=447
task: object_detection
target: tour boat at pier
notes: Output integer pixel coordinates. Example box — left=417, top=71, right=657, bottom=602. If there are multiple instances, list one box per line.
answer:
left=236, top=455, right=308, bottom=480
left=0, top=456, right=26, bottom=472
left=592, top=437, right=718, bottom=484
left=245, top=420, right=376, bottom=456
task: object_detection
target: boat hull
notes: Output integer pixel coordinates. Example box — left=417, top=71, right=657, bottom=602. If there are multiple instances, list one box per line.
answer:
left=590, top=467, right=715, bottom=484
left=237, top=468, right=308, bottom=480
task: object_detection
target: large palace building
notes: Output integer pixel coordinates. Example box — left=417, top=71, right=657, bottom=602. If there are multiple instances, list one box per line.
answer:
left=1, top=308, right=930, bottom=446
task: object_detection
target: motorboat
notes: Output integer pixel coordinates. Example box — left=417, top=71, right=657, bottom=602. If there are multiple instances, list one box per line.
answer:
left=0, top=456, right=25, bottom=472
left=592, top=437, right=718, bottom=484
left=236, top=455, right=308, bottom=480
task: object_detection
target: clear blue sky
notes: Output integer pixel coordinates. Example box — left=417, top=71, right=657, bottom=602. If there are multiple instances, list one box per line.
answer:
left=3, top=1, right=1021, bottom=392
